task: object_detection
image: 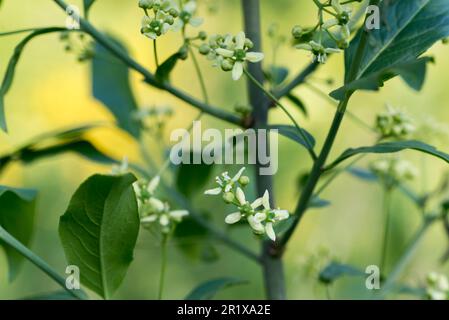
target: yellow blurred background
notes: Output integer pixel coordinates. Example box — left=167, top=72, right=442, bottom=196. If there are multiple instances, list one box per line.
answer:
left=1, top=0, right=449, bottom=299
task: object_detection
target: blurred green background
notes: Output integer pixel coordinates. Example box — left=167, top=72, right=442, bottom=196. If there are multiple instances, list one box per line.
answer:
left=1, top=0, right=449, bottom=299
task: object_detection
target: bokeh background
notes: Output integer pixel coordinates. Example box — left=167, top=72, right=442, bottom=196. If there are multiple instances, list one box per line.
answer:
left=1, top=0, right=449, bottom=299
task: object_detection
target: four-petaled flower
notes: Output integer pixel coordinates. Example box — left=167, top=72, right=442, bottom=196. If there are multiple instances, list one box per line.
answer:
left=296, top=41, right=340, bottom=64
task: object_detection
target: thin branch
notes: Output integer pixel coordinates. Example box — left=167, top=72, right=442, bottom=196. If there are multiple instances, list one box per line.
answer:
left=52, top=0, right=241, bottom=126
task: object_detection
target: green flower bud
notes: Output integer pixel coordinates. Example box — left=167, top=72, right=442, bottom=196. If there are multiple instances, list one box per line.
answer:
left=221, top=59, right=234, bottom=72
left=198, top=31, right=208, bottom=41
left=179, top=45, right=189, bottom=60
left=238, top=176, right=250, bottom=186
left=169, top=8, right=179, bottom=17
left=139, top=0, right=153, bottom=9
left=292, top=25, right=303, bottom=38
left=199, top=43, right=211, bottom=55
left=164, top=15, right=175, bottom=25
left=223, top=192, right=235, bottom=203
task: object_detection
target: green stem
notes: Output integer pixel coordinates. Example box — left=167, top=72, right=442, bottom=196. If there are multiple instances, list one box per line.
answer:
left=188, top=46, right=209, bottom=104
left=0, top=226, right=86, bottom=300
left=158, top=235, right=168, bottom=300
left=153, top=40, right=160, bottom=69
left=243, top=68, right=317, bottom=160
left=381, top=216, right=436, bottom=297
left=380, top=187, right=392, bottom=274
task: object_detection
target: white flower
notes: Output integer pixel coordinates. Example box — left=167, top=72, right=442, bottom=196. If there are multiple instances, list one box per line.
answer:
left=172, top=1, right=203, bottom=31
left=141, top=12, right=172, bottom=39
left=225, top=212, right=242, bottom=224
left=426, top=272, right=449, bottom=300
left=296, top=41, right=341, bottom=64
left=204, top=167, right=246, bottom=195
left=169, top=210, right=189, bottom=222
left=214, top=32, right=264, bottom=80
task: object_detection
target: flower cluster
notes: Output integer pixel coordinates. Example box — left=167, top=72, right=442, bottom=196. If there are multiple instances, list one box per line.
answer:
left=60, top=32, right=94, bottom=62
left=134, top=176, right=189, bottom=234
left=370, top=158, right=418, bottom=186
left=292, top=0, right=357, bottom=64
left=426, top=272, right=449, bottom=300
left=139, top=0, right=203, bottom=40
left=375, top=105, right=416, bottom=140
left=204, top=168, right=289, bottom=241
left=198, top=31, right=264, bottom=80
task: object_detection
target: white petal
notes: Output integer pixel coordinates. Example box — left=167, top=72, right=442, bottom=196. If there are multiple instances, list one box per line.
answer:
left=235, top=31, right=246, bottom=49
left=231, top=167, right=246, bottom=182
left=184, top=1, right=197, bottom=13
left=250, top=197, right=263, bottom=209
left=265, top=222, right=276, bottom=241
left=204, top=187, right=222, bottom=195
left=322, top=18, right=339, bottom=29
left=295, top=43, right=312, bottom=51
left=159, top=214, right=169, bottom=226
left=161, top=23, right=171, bottom=34
left=262, top=190, right=270, bottom=210
left=254, top=212, right=267, bottom=222
left=144, top=32, right=158, bottom=40
left=274, top=210, right=289, bottom=221
left=140, top=215, right=158, bottom=223
left=215, top=48, right=234, bottom=58
left=247, top=216, right=265, bottom=234
left=232, top=62, right=244, bottom=81
left=246, top=52, right=264, bottom=63
left=171, top=19, right=184, bottom=32
left=236, top=187, right=246, bottom=205
left=224, top=184, right=232, bottom=193
left=169, top=210, right=189, bottom=221
left=147, top=176, right=160, bottom=194
left=189, top=17, right=204, bottom=27
left=225, top=212, right=242, bottom=224
left=149, top=197, right=165, bottom=211
left=325, top=48, right=341, bottom=54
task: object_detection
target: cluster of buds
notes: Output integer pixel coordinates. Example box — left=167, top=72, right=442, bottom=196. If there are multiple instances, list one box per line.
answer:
left=292, top=0, right=358, bottom=64
left=375, top=105, right=416, bottom=140
left=370, top=158, right=418, bottom=186
left=59, top=32, right=94, bottom=62
left=139, top=0, right=203, bottom=40
left=134, top=176, right=189, bottom=234
left=426, top=272, right=449, bottom=300
left=204, top=168, right=290, bottom=241
left=198, top=31, right=264, bottom=80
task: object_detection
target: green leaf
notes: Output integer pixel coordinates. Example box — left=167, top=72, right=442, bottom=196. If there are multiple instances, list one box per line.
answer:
left=0, top=27, right=66, bottom=132
left=331, top=57, right=432, bottom=100
left=0, top=124, right=117, bottom=173
left=155, top=52, right=182, bottom=86
left=286, top=93, right=308, bottom=117
left=319, top=262, right=365, bottom=284
left=0, top=186, right=37, bottom=281
left=265, top=66, right=289, bottom=86
left=327, top=140, right=449, bottom=170
left=23, top=290, right=80, bottom=300
left=92, top=36, right=140, bottom=138
left=346, top=0, right=449, bottom=81
left=175, top=152, right=214, bottom=197
left=267, top=125, right=316, bottom=150
left=185, top=278, right=247, bottom=300
left=59, top=173, right=139, bottom=299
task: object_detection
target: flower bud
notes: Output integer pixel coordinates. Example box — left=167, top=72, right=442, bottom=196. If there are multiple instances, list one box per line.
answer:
left=168, top=8, right=179, bottom=17
left=198, top=31, right=208, bottom=40
left=221, top=59, right=234, bottom=72
left=223, top=192, right=235, bottom=203
left=238, top=176, right=250, bottom=186
left=199, top=43, right=211, bottom=55
left=139, top=0, right=153, bottom=9
left=292, top=25, right=303, bottom=38
left=164, top=15, right=174, bottom=25
left=178, top=45, right=189, bottom=60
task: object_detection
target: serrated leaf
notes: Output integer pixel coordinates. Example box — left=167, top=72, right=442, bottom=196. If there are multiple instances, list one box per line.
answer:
left=185, top=278, right=247, bottom=300
left=0, top=186, right=37, bottom=281
left=155, top=52, right=182, bottom=85
left=286, top=93, right=308, bottom=117
left=59, top=174, right=139, bottom=299
left=0, top=27, right=65, bottom=132
left=346, top=0, right=449, bottom=81
left=267, top=124, right=316, bottom=151
left=327, top=140, right=449, bottom=170
left=92, top=36, right=140, bottom=138
left=319, top=262, right=365, bottom=284
left=332, top=57, right=432, bottom=100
